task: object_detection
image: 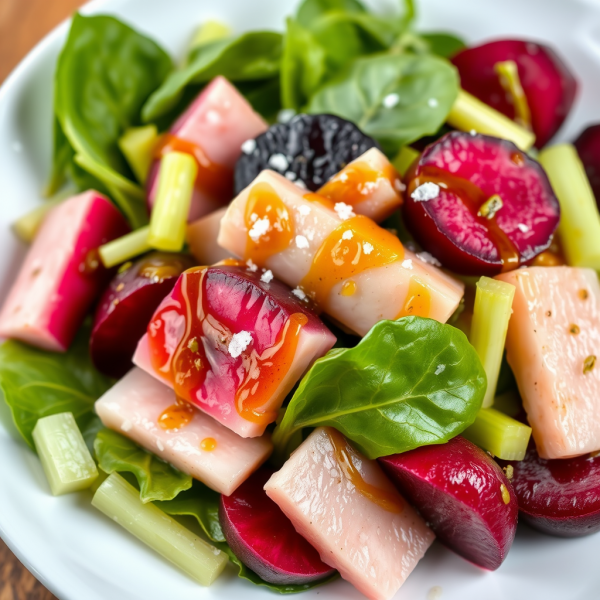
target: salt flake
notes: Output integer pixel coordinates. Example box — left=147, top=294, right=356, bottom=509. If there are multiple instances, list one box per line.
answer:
left=241, top=139, right=257, bottom=154
left=249, top=217, right=270, bottom=242
left=517, top=223, right=530, bottom=233
left=416, top=251, right=442, bottom=267
left=228, top=331, right=253, bottom=358
left=334, top=202, right=355, bottom=221
left=411, top=182, right=440, bottom=202
left=246, top=259, right=258, bottom=272
left=342, top=230, right=354, bottom=240
left=268, top=153, right=289, bottom=171
left=295, top=235, right=310, bottom=249
left=363, top=242, right=374, bottom=255
left=298, top=205, right=311, bottom=216
left=292, top=287, right=307, bottom=301
left=402, top=259, right=413, bottom=269
left=260, top=270, right=274, bottom=283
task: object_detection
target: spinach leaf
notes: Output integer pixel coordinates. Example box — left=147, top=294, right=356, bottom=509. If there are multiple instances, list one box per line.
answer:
left=307, top=52, right=459, bottom=154
left=158, top=482, right=339, bottom=594
left=0, top=325, right=113, bottom=452
left=238, top=78, right=282, bottom=123
left=419, top=32, right=467, bottom=58
left=296, top=0, right=368, bottom=25
left=95, top=429, right=192, bottom=503
left=45, top=117, right=73, bottom=197
left=273, top=317, right=486, bottom=460
left=142, top=32, right=283, bottom=122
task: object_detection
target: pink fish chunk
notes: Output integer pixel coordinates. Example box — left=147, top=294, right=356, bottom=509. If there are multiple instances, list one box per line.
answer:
left=0, top=191, right=129, bottom=351
left=497, top=267, right=600, bottom=459
left=265, top=428, right=434, bottom=600
left=186, top=207, right=231, bottom=265
left=95, top=368, right=273, bottom=495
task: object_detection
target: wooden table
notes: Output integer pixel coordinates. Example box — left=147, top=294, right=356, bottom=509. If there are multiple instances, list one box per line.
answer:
left=0, top=4, right=85, bottom=598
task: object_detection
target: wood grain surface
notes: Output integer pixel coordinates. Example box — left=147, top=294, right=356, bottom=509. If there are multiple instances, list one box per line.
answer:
left=0, top=3, right=85, bottom=598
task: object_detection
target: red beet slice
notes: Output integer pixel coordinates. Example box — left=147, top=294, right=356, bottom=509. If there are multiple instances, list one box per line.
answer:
left=219, top=467, right=336, bottom=585
left=500, top=445, right=600, bottom=538
left=379, top=436, right=518, bottom=571
left=90, top=252, right=195, bottom=378
left=452, top=39, right=578, bottom=148
left=403, top=131, right=560, bottom=275
left=574, top=124, right=600, bottom=211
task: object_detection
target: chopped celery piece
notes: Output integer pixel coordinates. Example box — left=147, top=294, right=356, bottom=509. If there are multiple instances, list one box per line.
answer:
left=463, top=407, right=532, bottom=460
left=538, top=144, right=600, bottom=269
left=470, top=277, right=515, bottom=408
left=12, top=195, right=66, bottom=243
left=392, top=146, right=420, bottom=176
left=32, top=412, right=98, bottom=495
left=494, top=61, right=531, bottom=131
left=92, top=473, right=227, bottom=585
left=99, top=226, right=152, bottom=268
left=191, top=20, right=232, bottom=49
left=447, top=89, right=535, bottom=151
left=148, top=152, right=198, bottom=252
left=118, top=125, right=159, bottom=185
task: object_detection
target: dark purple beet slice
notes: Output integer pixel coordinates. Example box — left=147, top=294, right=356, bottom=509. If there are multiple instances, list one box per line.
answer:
left=219, top=467, right=336, bottom=585
left=403, top=131, right=560, bottom=275
left=379, top=436, right=518, bottom=571
left=499, top=445, right=600, bottom=537
left=452, top=39, right=578, bottom=148
left=574, top=124, right=600, bottom=211
left=90, top=252, right=195, bottom=378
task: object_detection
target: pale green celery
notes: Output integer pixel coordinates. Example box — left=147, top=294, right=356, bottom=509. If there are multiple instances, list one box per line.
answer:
left=12, top=191, right=71, bottom=243
left=392, top=146, right=420, bottom=176
left=118, top=125, right=159, bottom=185
left=447, top=89, right=536, bottom=151
left=463, top=407, right=531, bottom=460
left=190, top=20, right=232, bottom=49
left=470, top=277, right=515, bottom=408
left=538, top=144, right=600, bottom=269
left=99, top=226, right=152, bottom=268
left=32, top=413, right=98, bottom=496
left=148, top=152, right=198, bottom=251
left=92, top=473, right=227, bottom=586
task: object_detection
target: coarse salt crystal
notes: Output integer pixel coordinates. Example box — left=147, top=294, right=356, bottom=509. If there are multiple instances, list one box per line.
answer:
left=411, top=182, right=440, bottom=202
left=249, top=217, right=270, bottom=242
left=402, top=259, right=413, bottom=269
left=278, top=109, right=296, bottom=123
left=334, top=202, right=355, bottom=221
left=246, top=259, right=258, bottom=272
left=517, top=223, right=530, bottom=233
left=298, top=205, right=311, bottom=216
left=260, top=270, right=274, bottom=283
left=295, top=180, right=307, bottom=190
left=285, top=171, right=297, bottom=181
left=292, top=288, right=307, bottom=300
left=296, top=235, right=310, bottom=249
left=342, top=230, right=354, bottom=240
left=121, top=420, right=132, bottom=433
left=383, top=93, right=400, bottom=108
left=228, top=331, right=253, bottom=358
left=157, top=440, right=165, bottom=452
left=268, top=153, right=289, bottom=171
left=416, top=251, right=442, bottom=267
left=363, top=242, right=374, bottom=255
left=241, top=139, right=257, bottom=154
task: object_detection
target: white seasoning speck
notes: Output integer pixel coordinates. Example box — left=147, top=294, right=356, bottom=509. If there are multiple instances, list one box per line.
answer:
left=249, top=217, right=270, bottom=242
left=295, top=180, right=307, bottom=190
left=517, top=223, right=530, bottom=233
left=285, top=171, right=297, bottom=181
left=342, top=230, right=354, bottom=240
left=121, top=420, right=132, bottom=433
left=157, top=440, right=165, bottom=452
left=260, top=270, right=274, bottom=283
left=241, top=139, right=257, bottom=154
left=298, top=205, right=311, bottom=216
left=470, top=129, right=477, bottom=136
left=402, top=259, right=413, bottom=269
left=363, top=242, right=374, bottom=255
left=435, top=364, right=446, bottom=375
left=334, top=202, right=355, bottom=221
left=268, top=153, right=289, bottom=171
left=228, top=331, right=253, bottom=358
left=292, top=288, right=307, bottom=301
left=411, top=182, right=440, bottom=202
left=295, top=235, right=310, bottom=249
left=383, top=93, right=400, bottom=108
left=428, top=98, right=439, bottom=108
left=278, top=108, right=296, bottom=123
left=246, top=259, right=258, bottom=272
left=416, top=251, right=442, bottom=267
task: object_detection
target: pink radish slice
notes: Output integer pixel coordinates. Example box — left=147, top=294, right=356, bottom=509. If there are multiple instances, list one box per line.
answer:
left=0, top=190, right=129, bottom=351
left=220, top=467, right=336, bottom=585
left=379, top=436, right=518, bottom=571
left=452, top=39, right=578, bottom=148
left=574, top=124, right=600, bottom=210
left=403, top=131, right=560, bottom=275
left=134, top=264, right=335, bottom=438
left=90, top=252, right=195, bottom=378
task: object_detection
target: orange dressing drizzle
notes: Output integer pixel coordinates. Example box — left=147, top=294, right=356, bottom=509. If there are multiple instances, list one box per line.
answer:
left=341, top=280, right=357, bottom=297
left=154, top=133, right=233, bottom=202
left=218, top=258, right=247, bottom=267
left=318, top=162, right=403, bottom=208
left=245, top=182, right=295, bottom=265
left=301, top=215, right=404, bottom=307
left=396, top=278, right=431, bottom=319
left=531, top=251, right=565, bottom=267
left=408, top=165, right=520, bottom=272
left=303, top=192, right=335, bottom=210
left=138, top=256, right=187, bottom=282
left=327, top=429, right=403, bottom=514
left=200, top=437, right=217, bottom=452
left=158, top=397, right=196, bottom=431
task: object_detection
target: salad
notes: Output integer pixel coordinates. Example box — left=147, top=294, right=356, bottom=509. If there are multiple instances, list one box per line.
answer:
left=2, top=0, right=600, bottom=598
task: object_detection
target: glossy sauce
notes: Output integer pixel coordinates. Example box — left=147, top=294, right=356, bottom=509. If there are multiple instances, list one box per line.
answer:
left=301, top=215, right=405, bottom=307
left=138, top=256, right=188, bottom=282
left=341, top=280, right=357, bottom=297
left=154, top=134, right=233, bottom=202
left=303, top=192, right=336, bottom=210
left=409, top=165, right=520, bottom=272
left=158, top=397, right=196, bottom=431
left=200, top=437, right=217, bottom=452
left=396, top=278, right=431, bottom=319
left=245, top=182, right=295, bottom=265
left=327, top=429, right=403, bottom=514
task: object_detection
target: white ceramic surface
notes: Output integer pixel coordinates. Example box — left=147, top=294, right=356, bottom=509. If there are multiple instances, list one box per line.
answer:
left=1, top=0, right=599, bottom=598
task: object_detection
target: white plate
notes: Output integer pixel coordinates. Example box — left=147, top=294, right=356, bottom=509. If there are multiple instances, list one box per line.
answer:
left=1, top=0, right=600, bottom=598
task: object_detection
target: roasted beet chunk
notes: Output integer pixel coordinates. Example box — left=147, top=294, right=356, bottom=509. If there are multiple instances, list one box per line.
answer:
left=452, top=40, right=578, bottom=148
left=403, top=131, right=560, bottom=275
left=234, top=114, right=378, bottom=194
left=574, top=124, right=600, bottom=211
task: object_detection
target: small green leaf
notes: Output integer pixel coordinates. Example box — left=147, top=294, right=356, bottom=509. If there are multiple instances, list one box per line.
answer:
left=417, top=32, right=467, bottom=58
left=273, top=318, right=487, bottom=460
left=296, top=0, right=368, bottom=26
left=94, top=429, right=192, bottom=503
left=307, top=52, right=459, bottom=154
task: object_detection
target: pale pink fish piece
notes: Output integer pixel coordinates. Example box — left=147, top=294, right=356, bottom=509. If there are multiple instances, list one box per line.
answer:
left=147, top=76, right=268, bottom=222
left=95, top=368, right=273, bottom=495
left=217, top=170, right=464, bottom=336
left=264, top=427, right=434, bottom=600
left=318, top=147, right=403, bottom=222
left=0, top=191, right=129, bottom=351
left=186, top=207, right=231, bottom=265
left=497, top=266, right=600, bottom=459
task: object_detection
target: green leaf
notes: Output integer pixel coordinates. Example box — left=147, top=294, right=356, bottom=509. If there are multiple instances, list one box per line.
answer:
left=412, top=32, right=467, bottom=58
left=307, top=52, right=459, bottom=155
left=273, top=317, right=487, bottom=460
left=45, top=117, right=73, bottom=197
left=94, top=429, right=192, bottom=503
left=142, top=32, right=283, bottom=122
left=296, top=0, right=368, bottom=26
left=238, top=78, right=282, bottom=123
left=158, top=482, right=339, bottom=594
left=0, top=325, right=113, bottom=451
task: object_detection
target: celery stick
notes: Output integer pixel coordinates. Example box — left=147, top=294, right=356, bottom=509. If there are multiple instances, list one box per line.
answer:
left=191, top=20, right=232, bottom=49
left=92, top=473, right=227, bottom=585
left=538, top=144, right=600, bottom=269
left=32, top=413, right=98, bottom=496
left=470, top=277, right=515, bottom=408
left=99, top=226, right=152, bottom=268
left=148, top=152, right=198, bottom=252
left=447, top=89, right=535, bottom=151
left=118, top=125, right=158, bottom=185
left=12, top=195, right=66, bottom=243
left=463, top=407, right=532, bottom=460
left=392, top=146, right=420, bottom=177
